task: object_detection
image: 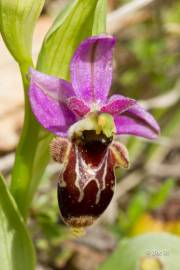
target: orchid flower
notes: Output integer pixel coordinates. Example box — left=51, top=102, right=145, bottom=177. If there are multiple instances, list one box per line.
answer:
left=29, top=35, right=160, bottom=228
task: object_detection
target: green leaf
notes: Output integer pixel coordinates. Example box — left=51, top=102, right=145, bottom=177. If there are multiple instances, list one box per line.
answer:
left=37, top=0, right=106, bottom=77
left=127, top=192, right=148, bottom=221
left=148, top=179, right=175, bottom=210
left=0, top=174, right=35, bottom=270
left=92, top=0, right=107, bottom=35
left=123, top=192, right=148, bottom=233
left=0, top=0, right=45, bottom=63
left=0, top=0, right=45, bottom=218
left=100, top=233, right=180, bottom=270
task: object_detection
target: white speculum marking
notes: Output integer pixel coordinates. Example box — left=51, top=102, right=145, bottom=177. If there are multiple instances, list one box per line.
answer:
left=74, top=146, right=110, bottom=204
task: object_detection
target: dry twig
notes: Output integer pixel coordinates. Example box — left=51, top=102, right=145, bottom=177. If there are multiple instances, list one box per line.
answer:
left=140, top=80, right=180, bottom=110
left=146, top=163, right=180, bottom=178
left=0, top=153, right=14, bottom=174
left=107, top=0, right=156, bottom=33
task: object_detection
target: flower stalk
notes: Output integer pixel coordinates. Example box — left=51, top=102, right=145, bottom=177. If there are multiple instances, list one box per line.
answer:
left=10, top=61, right=41, bottom=219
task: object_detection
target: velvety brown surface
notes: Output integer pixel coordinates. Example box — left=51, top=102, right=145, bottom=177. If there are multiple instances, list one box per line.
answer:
left=58, top=131, right=115, bottom=227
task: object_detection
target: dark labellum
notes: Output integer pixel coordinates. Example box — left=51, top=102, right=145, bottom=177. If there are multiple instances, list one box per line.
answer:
left=50, top=131, right=129, bottom=228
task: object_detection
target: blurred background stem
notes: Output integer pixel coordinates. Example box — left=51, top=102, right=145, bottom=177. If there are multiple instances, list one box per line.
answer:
left=10, top=61, right=53, bottom=220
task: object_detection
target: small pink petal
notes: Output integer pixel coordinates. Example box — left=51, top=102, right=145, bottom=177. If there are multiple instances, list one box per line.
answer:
left=101, top=94, right=136, bottom=115
left=67, top=97, right=90, bottom=117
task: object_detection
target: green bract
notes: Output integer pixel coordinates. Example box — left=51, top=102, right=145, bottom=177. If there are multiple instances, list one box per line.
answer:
left=0, top=0, right=45, bottom=63
left=0, top=174, right=35, bottom=270
left=38, top=0, right=107, bottom=77
left=92, top=0, right=107, bottom=35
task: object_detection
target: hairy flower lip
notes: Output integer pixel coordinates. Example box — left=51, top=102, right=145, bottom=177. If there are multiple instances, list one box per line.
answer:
left=56, top=135, right=115, bottom=227
left=51, top=132, right=130, bottom=228
left=29, top=34, right=160, bottom=141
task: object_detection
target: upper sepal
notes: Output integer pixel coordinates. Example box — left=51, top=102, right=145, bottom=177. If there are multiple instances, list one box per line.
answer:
left=70, top=35, right=116, bottom=105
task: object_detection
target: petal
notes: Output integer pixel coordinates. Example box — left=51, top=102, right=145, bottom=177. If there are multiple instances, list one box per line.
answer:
left=128, top=104, right=160, bottom=133
left=101, top=94, right=136, bottom=115
left=114, top=104, right=160, bottom=139
left=29, top=72, right=76, bottom=136
left=29, top=68, right=75, bottom=102
left=67, top=97, right=90, bottom=117
left=110, top=141, right=129, bottom=168
left=70, top=35, right=116, bottom=105
left=50, top=137, right=72, bottom=163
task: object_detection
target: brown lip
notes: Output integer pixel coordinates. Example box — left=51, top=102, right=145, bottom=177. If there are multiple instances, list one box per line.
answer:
left=57, top=132, right=115, bottom=228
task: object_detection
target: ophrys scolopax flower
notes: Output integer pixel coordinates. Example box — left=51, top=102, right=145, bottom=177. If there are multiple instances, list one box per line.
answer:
left=29, top=35, right=160, bottom=228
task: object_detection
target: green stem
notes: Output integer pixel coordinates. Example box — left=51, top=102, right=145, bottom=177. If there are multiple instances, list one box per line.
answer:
left=10, top=62, right=40, bottom=219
